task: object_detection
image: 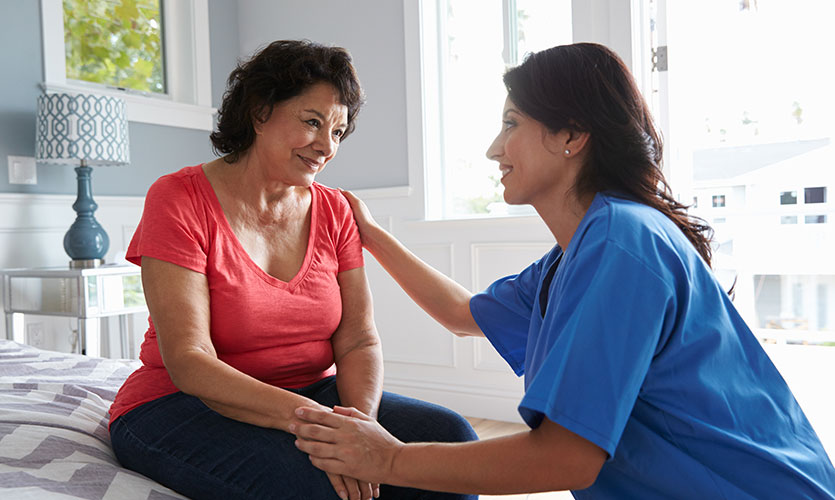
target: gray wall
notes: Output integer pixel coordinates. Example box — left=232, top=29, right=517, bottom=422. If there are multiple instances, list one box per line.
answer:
left=236, top=0, right=410, bottom=190
left=0, top=0, right=410, bottom=197
left=0, top=0, right=240, bottom=196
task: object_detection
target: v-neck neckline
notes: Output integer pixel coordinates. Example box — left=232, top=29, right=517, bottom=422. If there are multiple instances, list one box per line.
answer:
left=197, top=164, right=318, bottom=290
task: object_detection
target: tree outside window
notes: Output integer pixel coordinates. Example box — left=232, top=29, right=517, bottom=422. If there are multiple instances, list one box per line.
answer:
left=64, top=0, right=165, bottom=94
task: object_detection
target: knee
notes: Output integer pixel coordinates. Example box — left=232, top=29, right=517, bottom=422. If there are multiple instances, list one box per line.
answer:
left=448, top=409, right=479, bottom=442
left=419, top=405, right=479, bottom=443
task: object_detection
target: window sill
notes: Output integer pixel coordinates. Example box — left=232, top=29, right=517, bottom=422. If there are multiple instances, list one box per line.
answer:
left=41, top=82, right=216, bottom=132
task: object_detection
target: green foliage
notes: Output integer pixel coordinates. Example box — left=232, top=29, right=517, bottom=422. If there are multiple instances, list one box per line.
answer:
left=458, top=174, right=503, bottom=215
left=64, top=0, right=165, bottom=94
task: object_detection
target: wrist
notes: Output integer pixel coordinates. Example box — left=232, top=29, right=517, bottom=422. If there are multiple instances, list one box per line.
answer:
left=387, top=440, right=409, bottom=487
left=363, top=223, right=388, bottom=256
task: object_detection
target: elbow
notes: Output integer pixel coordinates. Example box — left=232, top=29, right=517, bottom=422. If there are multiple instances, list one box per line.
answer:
left=447, top=298, right=481, bottom=337
left=567, top=454, right=605, bottom=491
left=449, top=326, right=476, bottom=338
left=166, top=364, right=197, bottom=395
left=574, top=467, right=602, bottom=490
left=161, top=349, right=211, bottom=396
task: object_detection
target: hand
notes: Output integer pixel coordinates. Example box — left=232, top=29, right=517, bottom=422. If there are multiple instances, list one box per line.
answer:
left=294, top=405, right=403, bottom=486
left=339, top=189, right=381, bottom=247
left=325, top=471, right=379, bottom=500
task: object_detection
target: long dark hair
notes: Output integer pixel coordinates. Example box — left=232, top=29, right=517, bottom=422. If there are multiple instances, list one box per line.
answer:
left=210, top=40, right=365, bottom=163
left=503, top=43, right=715, bottom=267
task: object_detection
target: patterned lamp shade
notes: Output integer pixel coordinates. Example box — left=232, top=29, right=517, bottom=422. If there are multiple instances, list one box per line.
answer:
left=35, top=93, right=130, bottom=166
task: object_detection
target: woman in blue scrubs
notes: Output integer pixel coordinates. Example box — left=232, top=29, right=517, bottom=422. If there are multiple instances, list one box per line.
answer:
left=293, top=43, right=835, bottom=499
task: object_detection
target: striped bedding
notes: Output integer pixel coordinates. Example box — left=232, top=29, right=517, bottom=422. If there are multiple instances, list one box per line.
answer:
left=0, top=340, right=185, bottom=499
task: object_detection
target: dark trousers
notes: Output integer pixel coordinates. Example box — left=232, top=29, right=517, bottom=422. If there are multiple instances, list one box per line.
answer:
left=110, top=376, right=479, bottom=499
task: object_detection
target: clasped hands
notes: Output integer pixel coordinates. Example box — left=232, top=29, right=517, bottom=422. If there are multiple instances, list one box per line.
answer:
left=289, top=405, right=404, bottom=499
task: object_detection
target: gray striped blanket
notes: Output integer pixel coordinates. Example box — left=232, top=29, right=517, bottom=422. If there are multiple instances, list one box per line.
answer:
left=0, top=340, right=186, bottom=499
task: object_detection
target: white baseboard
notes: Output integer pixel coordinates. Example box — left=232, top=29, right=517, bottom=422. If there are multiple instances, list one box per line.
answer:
left=383, top=376, right=525, bottom=424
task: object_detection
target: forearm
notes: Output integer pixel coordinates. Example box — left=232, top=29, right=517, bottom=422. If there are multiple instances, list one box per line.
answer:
left=390, top=432, right=594, bottom=494
left=335, top=343, right=383, bottom=418
left=363, top=225, right=480, bottom=336
left=167, top=350, right=320, bottom=432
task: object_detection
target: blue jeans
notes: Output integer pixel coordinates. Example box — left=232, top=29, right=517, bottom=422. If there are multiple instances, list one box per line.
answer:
left=110, top=376, right=479, bottom=499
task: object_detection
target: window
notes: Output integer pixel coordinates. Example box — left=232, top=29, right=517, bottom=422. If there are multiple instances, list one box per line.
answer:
left=40, top=0, right=214, bottom=130
left=712, top=195, right=726, bottom=208
left=780, top=191, right=797, bottom=205
left=64, top=0, right=165, bottom=95
left=649, top=0, right=835, bottom=345
left=804, top=186, right=827, bottom=204
left=421, top=0, right=572, bottom=219
left=754, top=275, right=835, bottom=343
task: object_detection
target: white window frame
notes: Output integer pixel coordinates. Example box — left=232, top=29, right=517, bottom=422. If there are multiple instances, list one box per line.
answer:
left=405, top=0, right=637, bottom=221
left=40, top=0, right=215, bottom=131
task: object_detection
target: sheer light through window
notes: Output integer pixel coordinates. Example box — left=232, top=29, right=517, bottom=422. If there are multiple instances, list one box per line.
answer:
left=426, top=0, right=572, bottom=219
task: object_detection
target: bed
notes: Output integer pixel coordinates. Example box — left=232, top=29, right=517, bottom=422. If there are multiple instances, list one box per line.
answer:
left=0, top=339, right=186, bottom=499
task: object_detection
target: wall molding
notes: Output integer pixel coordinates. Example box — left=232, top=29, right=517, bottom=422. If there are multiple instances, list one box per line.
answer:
left=351, top=185, right=412, bottom=200
left=0, top=192, right=144, bottom=205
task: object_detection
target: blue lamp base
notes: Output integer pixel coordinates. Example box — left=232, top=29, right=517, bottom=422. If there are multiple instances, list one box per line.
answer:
left=64, top=164, right=109, bottom=268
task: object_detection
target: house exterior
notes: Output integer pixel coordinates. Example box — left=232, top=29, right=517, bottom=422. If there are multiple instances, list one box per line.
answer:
left=692, top=139, right=834, bottom=343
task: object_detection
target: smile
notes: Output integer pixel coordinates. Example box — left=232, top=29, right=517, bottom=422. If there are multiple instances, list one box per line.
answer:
left=298, top=155, right=323, bottom=171
left=499, top=165, right=513, bottom=179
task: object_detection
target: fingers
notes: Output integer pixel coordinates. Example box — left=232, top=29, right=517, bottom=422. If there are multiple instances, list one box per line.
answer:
left=342, top=475, right=374, bottom=500
left=359, top=480, right=374, bottom=500
left=339, top=188, right=360, bottom=208
left=326, top=472, right=348, bottom=500
left=332, top=405, right=354, bottom=417
left=332, top=405, right=371, bottom=420
left=294, top=423, right=334, bottom=443
left=295, top=434, right=338, bottom=457
left=295, top=406, right=347, bottom=427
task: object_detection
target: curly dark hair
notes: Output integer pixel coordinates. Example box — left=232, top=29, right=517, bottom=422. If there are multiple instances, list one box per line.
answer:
left=210, top=40, right=365, bottom=162
left=503, top=43, right=715, bottom=268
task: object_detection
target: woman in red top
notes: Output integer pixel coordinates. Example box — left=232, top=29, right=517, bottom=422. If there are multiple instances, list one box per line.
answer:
left=109, top=40, right=476, bottom=500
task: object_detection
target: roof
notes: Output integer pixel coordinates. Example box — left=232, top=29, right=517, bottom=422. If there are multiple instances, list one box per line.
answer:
left=692, top=138, right=830, bottom=182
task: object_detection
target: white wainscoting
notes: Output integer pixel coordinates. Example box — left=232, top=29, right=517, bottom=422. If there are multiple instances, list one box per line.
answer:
left=3, top=190, right=833, bottom=458
left=353, top=188, right=558, bottom=423
left=0, top=193, right=146, bottom=355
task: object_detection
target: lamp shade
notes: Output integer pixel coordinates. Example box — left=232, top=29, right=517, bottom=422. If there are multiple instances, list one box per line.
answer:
left=35, top=93, right=129, bottom=166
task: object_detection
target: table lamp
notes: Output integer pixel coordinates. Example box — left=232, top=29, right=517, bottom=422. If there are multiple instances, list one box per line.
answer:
left=35, top=93, right=130, bottom=268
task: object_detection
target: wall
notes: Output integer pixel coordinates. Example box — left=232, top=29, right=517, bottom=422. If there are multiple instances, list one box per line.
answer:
left=0, top=0, right=241, bottom=355
left=0, top=0, right=240, bottom=197
left=236, top=0, right=410, bottom=190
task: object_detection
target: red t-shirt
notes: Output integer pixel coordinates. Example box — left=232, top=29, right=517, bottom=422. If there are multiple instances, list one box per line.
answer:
left=109, top=165, right=364, bottom=425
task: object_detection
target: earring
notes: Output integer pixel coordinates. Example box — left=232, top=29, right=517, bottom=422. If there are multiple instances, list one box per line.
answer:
left=564, top=149, right=571, bottom=155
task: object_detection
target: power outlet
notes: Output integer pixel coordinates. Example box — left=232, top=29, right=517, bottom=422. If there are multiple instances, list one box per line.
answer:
left=26, top=322, right=45, bottom=348
left=8, top=155, right=37, bottom=185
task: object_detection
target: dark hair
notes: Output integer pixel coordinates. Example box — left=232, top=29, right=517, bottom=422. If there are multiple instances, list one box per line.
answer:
left=210, top=40, right=365, bottom=162
left=503, top=43, right=715, bottom=267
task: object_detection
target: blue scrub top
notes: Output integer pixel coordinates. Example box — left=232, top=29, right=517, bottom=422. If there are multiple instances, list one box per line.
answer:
left=470, top=193, right=835, bottom=499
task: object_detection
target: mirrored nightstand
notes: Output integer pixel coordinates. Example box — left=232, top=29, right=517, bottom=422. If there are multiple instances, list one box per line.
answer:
left=2, top=265, right=147, bottom=357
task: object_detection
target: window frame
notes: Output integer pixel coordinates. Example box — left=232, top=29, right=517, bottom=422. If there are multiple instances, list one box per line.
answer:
left=408, top=0, right=637, bottom=221
left=40, top=0, right=215, bottom=131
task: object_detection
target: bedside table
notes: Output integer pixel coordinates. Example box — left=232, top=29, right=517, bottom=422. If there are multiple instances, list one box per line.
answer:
left=2, top=265, right=147, bottom=357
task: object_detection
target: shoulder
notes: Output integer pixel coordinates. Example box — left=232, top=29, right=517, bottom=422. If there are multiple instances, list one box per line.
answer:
left=584, top=194, right=689, bottom=252
left=573, top=193, right=704, bottom=282
left=147, top=164, right=206, bottom=199
left=312, top=182, right=352, bottom=214
left=142, top=165, right=212, bottom=225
